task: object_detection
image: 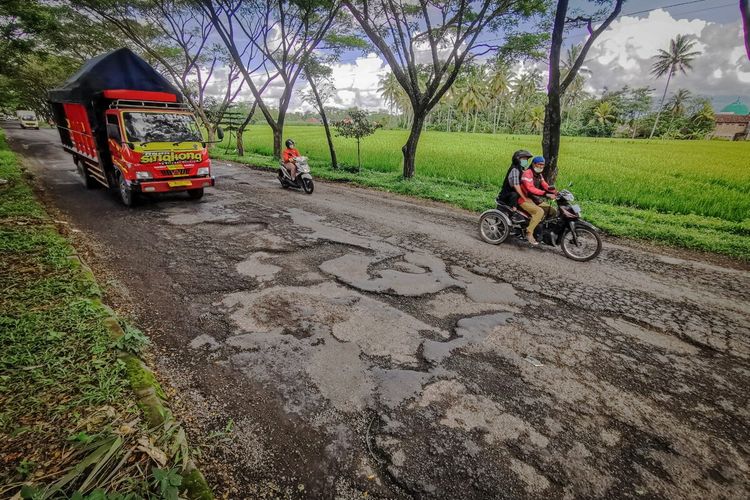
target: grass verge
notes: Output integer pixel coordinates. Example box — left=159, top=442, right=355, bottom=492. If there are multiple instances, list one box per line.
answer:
left=212, top=150, right=750, bottom=261
left=0, top=130, right=211, bottom=498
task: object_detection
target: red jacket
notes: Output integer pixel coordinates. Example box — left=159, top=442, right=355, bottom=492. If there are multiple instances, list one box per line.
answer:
left=282, top=147, right=300, bottom=163
left=521, top=168, right=551, bottom=199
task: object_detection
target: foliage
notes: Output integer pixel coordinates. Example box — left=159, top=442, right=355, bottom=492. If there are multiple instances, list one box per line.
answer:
left=343, top=0, right=548, bottom=177
left=0, top=131, right=193, bottom=497
left=216, top=124, right=750, bottom=259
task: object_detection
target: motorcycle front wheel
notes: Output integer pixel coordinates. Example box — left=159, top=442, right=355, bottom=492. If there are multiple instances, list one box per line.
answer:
left=479, top=211, right=510, bottom=245
left=301, top=177, right=314, bottom=194
left=560, top=225, right=601, bottom=261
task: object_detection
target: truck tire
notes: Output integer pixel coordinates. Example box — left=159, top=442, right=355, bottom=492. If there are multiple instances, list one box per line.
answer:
left=115, top=170, right=135, bottom=207
left=187, top=188, right=204, bottom=200
left=76, top=159, right=98, bottom=190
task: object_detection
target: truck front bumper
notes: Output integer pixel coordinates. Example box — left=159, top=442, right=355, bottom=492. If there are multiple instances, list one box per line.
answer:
left=133, top=176, right=215, bottom=193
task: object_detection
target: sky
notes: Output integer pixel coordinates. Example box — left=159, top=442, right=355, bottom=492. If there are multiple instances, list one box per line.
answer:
left=208, top=0, right=749, bottom=113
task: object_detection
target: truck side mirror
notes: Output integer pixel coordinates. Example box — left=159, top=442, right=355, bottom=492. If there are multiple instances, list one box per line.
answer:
left=216, top=127, right=224, bottom=141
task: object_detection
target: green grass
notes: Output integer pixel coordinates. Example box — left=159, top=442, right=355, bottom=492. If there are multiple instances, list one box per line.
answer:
left=0, top=131, right=192, bottom=497
left=215, top=125, right=750, bottom=260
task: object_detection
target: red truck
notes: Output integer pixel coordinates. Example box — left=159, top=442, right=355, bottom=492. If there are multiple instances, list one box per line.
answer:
left=49, top=48, right=221, bottom=206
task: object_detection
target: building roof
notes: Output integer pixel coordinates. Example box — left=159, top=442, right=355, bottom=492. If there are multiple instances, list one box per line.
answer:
left=720, top=98, right=749, bottom=115
left=715, top=113, right=750, bottom=124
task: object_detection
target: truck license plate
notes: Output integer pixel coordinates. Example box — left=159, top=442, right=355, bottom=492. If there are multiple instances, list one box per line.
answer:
left=168, top=180, right=192, bottom=187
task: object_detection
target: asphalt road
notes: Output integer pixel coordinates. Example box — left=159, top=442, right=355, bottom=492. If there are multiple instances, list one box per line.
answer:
left=5, top=124, right=749, bottom=499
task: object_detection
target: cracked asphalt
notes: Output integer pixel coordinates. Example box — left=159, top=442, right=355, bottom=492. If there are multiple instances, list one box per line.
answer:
left=5, top=125, right=749, bottom=499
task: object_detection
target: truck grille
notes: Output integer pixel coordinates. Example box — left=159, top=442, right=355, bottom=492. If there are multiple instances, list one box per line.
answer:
left=158, top=169, right=189, bottom=176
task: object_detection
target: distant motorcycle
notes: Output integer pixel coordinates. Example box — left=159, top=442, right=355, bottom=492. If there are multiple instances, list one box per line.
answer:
left=278, top=156, right=314, bottom=194
left=479, top=189, right=602, bottom=261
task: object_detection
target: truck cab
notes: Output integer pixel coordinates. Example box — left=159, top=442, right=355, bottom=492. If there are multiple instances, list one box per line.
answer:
left=103, top=99, right=216, bottom=203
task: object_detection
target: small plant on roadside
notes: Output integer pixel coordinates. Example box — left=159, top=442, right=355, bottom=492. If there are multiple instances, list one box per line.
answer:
left=333, top=108, right=381, bottom=172
left=113, top=324, right=151, bottom=354
left=151, top=467, right=183, bottom=500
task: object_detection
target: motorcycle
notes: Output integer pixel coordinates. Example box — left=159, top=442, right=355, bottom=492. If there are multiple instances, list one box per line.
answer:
left=478, top=188, right=602, bottom=261
left=278, top=156, right=314, bottom=194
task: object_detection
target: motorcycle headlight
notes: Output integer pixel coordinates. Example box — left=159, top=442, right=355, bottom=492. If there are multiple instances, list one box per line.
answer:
left=136, top=171, right=152, bottom=180
left=197, top=167, right=210, bottom=176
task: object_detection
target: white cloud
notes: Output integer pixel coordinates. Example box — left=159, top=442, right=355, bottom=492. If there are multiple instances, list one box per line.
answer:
left=584, top=10, right=749, bottom=104
left=294, top=53, right=389, bottom=111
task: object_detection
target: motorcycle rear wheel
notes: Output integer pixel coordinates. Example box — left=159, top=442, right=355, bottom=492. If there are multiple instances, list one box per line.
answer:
left=561, top=225, right=601, bottom=261
left=278, top=171, right=289, bottom=188
left=479, top=211, right=510, bottom=245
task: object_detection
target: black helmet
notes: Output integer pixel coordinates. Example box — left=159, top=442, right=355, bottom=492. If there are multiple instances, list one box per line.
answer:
left=512, top=149, right=533, bottom=165
left=285, top=139, right=295, bottom=148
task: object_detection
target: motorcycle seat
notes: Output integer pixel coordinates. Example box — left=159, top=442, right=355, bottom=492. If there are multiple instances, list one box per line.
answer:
left=497, top=203, right=530, bottom=218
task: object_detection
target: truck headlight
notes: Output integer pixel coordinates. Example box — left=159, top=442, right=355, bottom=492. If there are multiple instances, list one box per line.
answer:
left=197, top=167, right=210, bottom=176
left=136, top=171, right=152, bottom=179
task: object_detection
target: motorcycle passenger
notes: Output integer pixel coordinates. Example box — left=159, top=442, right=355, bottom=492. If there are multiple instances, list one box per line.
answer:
left=498, top=149, right=533, bottom=207
left=520, top=156, right=557, bottom=246
left=282, top=139, right=300, bottom=180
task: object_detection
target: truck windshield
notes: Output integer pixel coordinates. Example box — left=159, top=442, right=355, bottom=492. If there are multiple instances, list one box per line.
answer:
left=123, top=112, right=202, bottom=143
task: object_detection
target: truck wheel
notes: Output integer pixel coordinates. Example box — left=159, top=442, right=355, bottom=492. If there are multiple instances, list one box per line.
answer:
left=187, top=188, right=204, bottom=200
left=76, top=159, right=98, bottom=190
left=116, top=171, right=135, bottom=207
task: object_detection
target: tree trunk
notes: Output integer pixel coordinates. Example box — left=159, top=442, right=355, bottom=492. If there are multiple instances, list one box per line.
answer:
left=541, top=0, right=567, bottom=184
left=446, top=107, right=451, bottom=133
left=542, top=99, right=562, bottom=184
left=357, top=138, right=361, bottom=172
left=473, top=111, right=478, bottom=133
left=492, top=103, right=499, bottom=134
left=236, top=102, right=257, bottom=157
left=272, top=126, right=282, bottom=159
left=307, top=72, right=338, bottom=169
left=402, top=112, right=425, bottom=178
left=650, top=70, right=672, bottom=139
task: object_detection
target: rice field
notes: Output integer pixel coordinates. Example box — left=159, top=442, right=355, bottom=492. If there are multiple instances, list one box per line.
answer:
left=217, top=124, right=750, bottom=259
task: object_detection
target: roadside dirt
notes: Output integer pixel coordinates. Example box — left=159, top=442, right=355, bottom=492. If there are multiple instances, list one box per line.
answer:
left=6, top=126, right=749, bottom=499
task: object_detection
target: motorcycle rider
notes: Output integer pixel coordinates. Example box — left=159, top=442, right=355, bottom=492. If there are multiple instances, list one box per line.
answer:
left=498, top=149, right=533, bottom=207
left=519, top=156, right=557, bottom=246
left=282, top=139, right=300, bottom=180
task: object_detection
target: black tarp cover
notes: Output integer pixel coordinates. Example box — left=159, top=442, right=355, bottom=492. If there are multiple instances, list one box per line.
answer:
left=48, top=47, right=181, bottom=104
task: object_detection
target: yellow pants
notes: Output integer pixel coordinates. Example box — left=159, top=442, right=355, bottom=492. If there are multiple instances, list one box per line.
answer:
left=519, top=200, right=555, bottom=235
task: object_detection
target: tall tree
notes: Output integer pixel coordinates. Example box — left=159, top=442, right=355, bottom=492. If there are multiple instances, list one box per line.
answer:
left=542, top=0, right=623, bottom=183
left=343, top=0, right=545, bottom=178
left=199, top=0, right=340, bottom=158
left=649, top=34, right=701, bottom=139
left=301, top=58, right=338, bottom=169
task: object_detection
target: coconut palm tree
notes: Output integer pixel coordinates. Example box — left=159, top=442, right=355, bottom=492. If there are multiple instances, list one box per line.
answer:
left=456, top=65, right=489, bottom=132
left=667, top=88, right=691, bottom=116
left=591, top=101, right=618, bottom=127
left=487, top=63, right=510, bottom=133
left=378, top=72, right=403, bottom=125
left=649, top=34, right=702, bottom=138
left=529, top=105, right=545, bottom=133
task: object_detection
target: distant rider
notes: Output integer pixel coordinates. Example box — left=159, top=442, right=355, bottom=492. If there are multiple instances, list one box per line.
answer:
left=282, top=139, right=300, bottom=180
left=519, top=156, right=557, bottom=246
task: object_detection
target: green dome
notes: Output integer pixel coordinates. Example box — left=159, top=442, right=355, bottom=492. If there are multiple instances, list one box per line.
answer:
left=720, top=98, right=749, bottom=115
